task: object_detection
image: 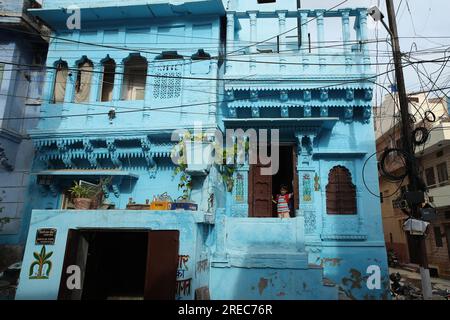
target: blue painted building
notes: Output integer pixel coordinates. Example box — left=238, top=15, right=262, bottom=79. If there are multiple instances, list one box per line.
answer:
left=0, top=0, right=48, bottom=259
left=15, top=0, right=389, bottom=300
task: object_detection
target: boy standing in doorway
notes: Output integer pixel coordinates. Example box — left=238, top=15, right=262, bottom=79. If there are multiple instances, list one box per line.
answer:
left=272, top=184, right=293, bottom=218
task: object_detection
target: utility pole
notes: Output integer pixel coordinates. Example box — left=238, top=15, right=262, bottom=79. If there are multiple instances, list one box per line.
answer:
left=384, top=0, right=432, bottom=299
left=297, top=0, right=302, bottom=48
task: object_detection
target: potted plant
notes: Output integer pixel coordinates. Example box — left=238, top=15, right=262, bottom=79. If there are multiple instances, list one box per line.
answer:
left=69, top=181, right=95, bottom=210
left=173, top=132, right=213, bottom=176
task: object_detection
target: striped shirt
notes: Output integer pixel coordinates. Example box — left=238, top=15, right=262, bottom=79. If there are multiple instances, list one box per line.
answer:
left=276, top=194, right=292, bottom=214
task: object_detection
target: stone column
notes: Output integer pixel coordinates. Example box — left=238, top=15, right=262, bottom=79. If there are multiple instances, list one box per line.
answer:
left=61, top=62, right=76, bottom=128
left=87, top=64, right=102, bottom=123
left=340, top=9, right=353, bottom=72
left=358, top=8, right=370, bottom=72
left=248, top=11, right=258, bottom=54
left=231, top=165, right=250, bottom=217
left=277, top=10, right=288, bottom=73
left=296, top=133, right=322, bottom=245
left=316, top=10, right=326, bottom=70
left=143, top=62, right=152, bottom=120
left=112, top=63, right=124, bottom=102
left=226, top=12, right=235, bottom=73
left=277, top=10, right=287, bottom=52
left=299, top=10, right=309, bottom=71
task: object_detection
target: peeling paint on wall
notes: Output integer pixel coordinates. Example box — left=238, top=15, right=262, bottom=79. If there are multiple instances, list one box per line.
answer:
left=258, top=277, right=268, bottom=295
left=321, top=257, right=343, bottom=267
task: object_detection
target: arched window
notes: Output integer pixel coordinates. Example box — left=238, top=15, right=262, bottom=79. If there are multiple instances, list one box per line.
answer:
left=100, top=57, right=115, bottom=102
left=52, top=60, right=68, bottom=103
left=74, top=57, right=94, bottom=103
left=326, top=166, right=357, bottom=214
left=122, top=55, right=147, bottom=101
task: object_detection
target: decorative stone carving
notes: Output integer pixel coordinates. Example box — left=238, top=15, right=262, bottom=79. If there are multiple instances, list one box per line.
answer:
left=251, top=106, right=260, bottom=118
left=345, top=89, right=354, bottom=101
left=320, top=89, right=328, bottom=102
left=102, top=183, right=110, bottom=198
left=280, top=90, right=288, bottom=102
left=249, top=90, right=258, bottom=102
left=226, top=90, right=234, bottom=101
left=303, top=90, right=311, bottom=102
left=112, top=184, right=120, bottom=198
left=363, top=106, right=372, bottom=123
left=87, top=153, right=98, bottom=168
left=61, top=153, right=73, bottom=168
left=304, top=105, right=312, bottom=117
left=281, top=106, right=289, bottom=118
left=106, top=138, right=122, bottom=167
left=364, top=88, right=373, bottom=101
left=320, top=106, right=328, bottom=117
left=304, top=210, right=317, bottom=234
left=344, top=107, right=353, bottom=122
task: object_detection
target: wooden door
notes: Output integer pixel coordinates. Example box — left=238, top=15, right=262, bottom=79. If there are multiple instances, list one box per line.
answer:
left=144, top=230, right=179, bottom=300
left=292, top=146, right=299, bottom=212
left=249, top=163, right=273, bottom=217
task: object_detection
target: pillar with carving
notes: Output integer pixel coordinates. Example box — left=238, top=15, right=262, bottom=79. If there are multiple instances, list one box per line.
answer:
left=299, top=10, right=309, bottom=71
left=340, top=9, right=353, bottom=72
left=316, top=10, right=326, bottom=70
left=226, top=12, right=235, bottom=73
left=296, top=133, right=321, bottom=243
left=277, top=10, right=288, bottom=73
left=248, top=11, right=258, bottom=55
left=143, top=62, right=152, bottom=120
left=87, top=64, right=102, bottom=123
left=358, top=8, right=370, bottom=73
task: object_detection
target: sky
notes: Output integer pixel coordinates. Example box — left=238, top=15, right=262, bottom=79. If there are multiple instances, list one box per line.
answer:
left=301, top=0, right=450, bottom=106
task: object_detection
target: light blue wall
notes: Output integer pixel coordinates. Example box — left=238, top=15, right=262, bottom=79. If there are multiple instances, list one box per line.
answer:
left=0, top=4, right=47, bottom=244
left=15, top=0, right=390, bottom=300
left=15, top=210, right=210, bottom=300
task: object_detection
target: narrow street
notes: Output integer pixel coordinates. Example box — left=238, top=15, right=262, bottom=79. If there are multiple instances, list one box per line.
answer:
left=389, top=267, right=450, bottom=300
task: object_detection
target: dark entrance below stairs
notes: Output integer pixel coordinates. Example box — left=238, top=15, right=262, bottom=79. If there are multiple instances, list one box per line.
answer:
left=58, top=229, right=179, bottom=300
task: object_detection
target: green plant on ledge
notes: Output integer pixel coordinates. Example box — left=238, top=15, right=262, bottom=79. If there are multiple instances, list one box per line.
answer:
left=172, top=132, right=199, bottom=200
left=172, top=132, right=249, bottom=194
left=218, top=140, right=249, bottom=192
left=69, top=181, right=96, bottom=199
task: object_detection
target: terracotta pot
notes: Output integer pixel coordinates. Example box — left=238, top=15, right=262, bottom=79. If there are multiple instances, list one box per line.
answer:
left=73, top=198, right=93, bottom=210
left=90, top=198, right=100, bottom=209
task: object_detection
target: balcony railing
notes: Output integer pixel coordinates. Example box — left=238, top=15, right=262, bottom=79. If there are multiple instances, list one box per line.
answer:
left=225, top=8, right=371, bottom=77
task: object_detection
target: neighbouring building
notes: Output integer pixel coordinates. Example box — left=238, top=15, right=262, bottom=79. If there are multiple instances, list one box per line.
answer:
left=15, top=0, right=389, bottom=300
left=0, top=0, right=49, bottom=267
left=375, top=92, right=450, bottom=279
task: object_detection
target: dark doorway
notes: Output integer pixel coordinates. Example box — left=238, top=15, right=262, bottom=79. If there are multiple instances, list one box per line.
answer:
left=58, top=229, right=179, bottom=300
left=249, top=144, right=298, bottom=217
left=272, top=145, right=298, bottom=217
left=82, top=231, right=147, bottom=300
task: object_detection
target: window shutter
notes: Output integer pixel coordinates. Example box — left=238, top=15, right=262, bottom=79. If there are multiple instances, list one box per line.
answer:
left=326, top=166, right=357, bottom=215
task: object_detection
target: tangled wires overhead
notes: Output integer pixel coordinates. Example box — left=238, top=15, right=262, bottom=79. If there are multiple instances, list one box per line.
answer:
left=378, top=110, right=436, bottom=182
